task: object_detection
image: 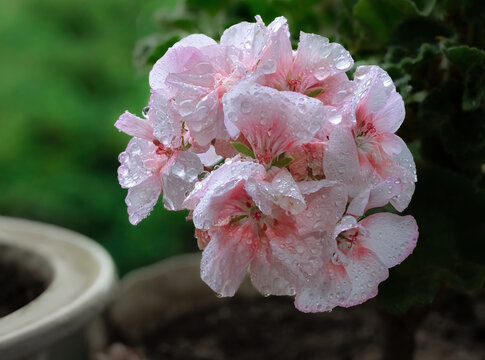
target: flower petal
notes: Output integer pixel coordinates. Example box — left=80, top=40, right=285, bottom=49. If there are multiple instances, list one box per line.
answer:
left=339, top=246, right=389, bottom=307
left=200, top=224, right=257, bottom=296
left=118, top=138, right=160, bottom=189
left=359, top=213, right=418, bottom=268
left=115, top=111, right=154, bottom=141
left=353, top=66, right=404, bottom=134
left=149, top=90, right=183, bottom=147
left=125, top=175, right=162, bottom=225
left=294, top=32, right=354, bottom=81
left=250, top=245, right=294, bottom=296
left=297, top=180, right=347, bottom=234
left=223, top=82, right=325, bottom=163
left=347, top=177, right=403, bottom=216
left=294, top=262, right=351, bottom=313
left=161, top=151, right=204, bottom=211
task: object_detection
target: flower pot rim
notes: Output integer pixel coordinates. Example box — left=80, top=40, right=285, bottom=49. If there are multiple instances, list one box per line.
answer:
left=0, top=216, right=116, bottom=359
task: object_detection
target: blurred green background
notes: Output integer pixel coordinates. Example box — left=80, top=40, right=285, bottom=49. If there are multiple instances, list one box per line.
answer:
left=1, top=0, right=484, bottom=314
left=0, top=0, right=196, bottom=275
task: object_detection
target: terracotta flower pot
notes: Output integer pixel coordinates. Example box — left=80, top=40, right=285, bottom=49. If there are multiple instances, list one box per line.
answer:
left=0, top=217, right=116, bottom=360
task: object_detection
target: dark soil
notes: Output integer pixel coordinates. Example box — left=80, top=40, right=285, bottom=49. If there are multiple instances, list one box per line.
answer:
left=125, top=296, right=383, bottom=360
left=0, top=257, right=49, bottom=318
left=102, top=291, right=485, bottom=360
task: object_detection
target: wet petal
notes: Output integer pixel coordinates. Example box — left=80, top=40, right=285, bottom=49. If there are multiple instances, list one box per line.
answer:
left=250, top=246, right=293, bottom=296
left=200, top=224, right=257, bottom=296
left=149, top=90, right=183, bottom=147
left=359, top=213, right=418, bottom=268
left=223, top=82, right=325, bottom=163
left=126, top=175, right=162, bottom=225
left=149, top=45, right=207, bottom=90
left=197, top=145, right=223, bottom=166
left=297, top=180, right=347, bottom=234
left=347, top=177, right=403, bottom=216
left=118, top=138, right=160, bottom=189
left=294, top=262, right=351, bottom=313
left=322, top=125, right=361, bottom=195
left=115, top=111, right=154, bottom=141
left=294, top=32, right=354, bottom=81
left=353, top=66, right=404, bottom=134
left=186, top=161, right=266, bottom=229
left=161, top=151, right=204, bottom=211
left=340, top=247, right=389, bottom=307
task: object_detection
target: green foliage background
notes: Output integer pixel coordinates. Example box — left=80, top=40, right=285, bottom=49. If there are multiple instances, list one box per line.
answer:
left=1, top=0, right=484, bottom=311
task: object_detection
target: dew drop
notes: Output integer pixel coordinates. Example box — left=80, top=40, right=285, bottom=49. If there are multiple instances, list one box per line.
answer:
left=142, top=106, right=150, bottom=118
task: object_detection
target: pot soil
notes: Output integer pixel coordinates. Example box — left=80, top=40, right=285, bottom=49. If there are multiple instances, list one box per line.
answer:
left=98, top=253, right=485, bottom=360
left=0, top=244, right=52, bottom=318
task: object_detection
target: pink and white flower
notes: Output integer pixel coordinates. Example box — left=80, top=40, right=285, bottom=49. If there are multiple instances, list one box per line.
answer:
left=149, top=16, right=290, bottom=148
left=116, top=15, right=419, bottom=313
left=323, top=65, right=417, bottom=212
left=115, top=93, right=203, bottom=224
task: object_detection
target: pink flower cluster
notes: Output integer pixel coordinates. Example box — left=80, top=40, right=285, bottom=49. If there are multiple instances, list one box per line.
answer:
left=116, top=16, right=418, bottom=312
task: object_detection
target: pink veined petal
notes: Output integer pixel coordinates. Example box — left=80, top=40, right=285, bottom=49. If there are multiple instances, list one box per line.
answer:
left=268, top=228, right=327, bottom=286
left=245, top=168, right=306, bottom=216
left=223, top=82, right=325, bottom=164
left=125, top=175, right=162, bottom=225
left=184, top=160, right=266, bottom=210
left=118, top=138, right=161, bottom=189
left=173, top=34, right=217, bottom=49
left=149, top=90, right=183, bottom=148
left=353, top=66, right=404, bottom=134
left=249, top=245, right=294, bottom=296
left=297, top=180, right=347, bottom=234
left=294, top=32, right=354, bottom=81
left=197, top=145, right=223, bottom=166
left=160, top=151, right=204, bottom=211
left=294, top=262, right=352, bottom=313
left=323, top=124, right=361, bottom=197
left=244, top=177, right=276, bottom=216
left=187, top=161, right=267, bottom=229
left=347, top=177, right=403, bottom=216
left=262, top=17, right=293, bottom=76
left=339, top=246, right=389, bottom=307
left=220, top=17, right=268, bottom=69
left=316, top=73, right=355, bottom=107
left=115, top=111, right=154, bottom=141
left=200, top=223, right=257, bottom=296
left=270, top=169, right=306, bottom=214
left=389, top=135, right=417, bottom=182
left=183, top=92, right=228, bottom=146
left=359, top=213, right=418, bottom=268
left=193, top=181, right=249, bottom=230
left=380, top=162, right=416, bottom=212
left=149, top=45, right=207, bottom=90
left=378, top=132, right=404, bottom=156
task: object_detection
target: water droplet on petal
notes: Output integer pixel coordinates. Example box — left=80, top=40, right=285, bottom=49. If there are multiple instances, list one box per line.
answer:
left=142, top=106, right=150, bottom=118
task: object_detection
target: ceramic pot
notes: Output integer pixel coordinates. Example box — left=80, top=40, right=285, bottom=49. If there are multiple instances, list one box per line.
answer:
left=0, top=217, right=116, bottom=360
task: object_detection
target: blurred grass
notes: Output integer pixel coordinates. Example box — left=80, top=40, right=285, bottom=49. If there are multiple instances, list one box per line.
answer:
left=0, top=0, right=196, bottom=275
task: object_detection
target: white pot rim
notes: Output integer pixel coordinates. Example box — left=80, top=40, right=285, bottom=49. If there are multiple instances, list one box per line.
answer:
left=0, top=216, right=116, bottom=359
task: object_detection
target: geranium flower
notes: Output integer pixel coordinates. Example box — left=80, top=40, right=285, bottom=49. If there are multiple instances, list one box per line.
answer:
left=115, top=92, right=203, bottom=224
left=184, top=160, right=347, bottom=300
left=222, top=81, right=325, bottom=166
left=148, top=16, right=290, bottom=148
left=323, top=65, right=417, bottom=212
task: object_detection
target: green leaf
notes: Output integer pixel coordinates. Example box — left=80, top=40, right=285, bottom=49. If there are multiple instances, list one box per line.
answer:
left=272, top=154, right=294, bottom=168
left=445, top=46, right=485, bottom=111
left=305, top=88, right=324, bottom=97
left=353, top=0, right=437, bottom=49
left=231, top=142, right=255, bottom=158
